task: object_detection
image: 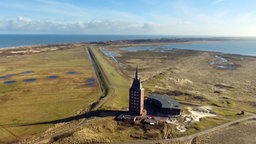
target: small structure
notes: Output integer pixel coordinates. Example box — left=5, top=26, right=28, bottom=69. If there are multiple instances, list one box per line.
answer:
left=116, top=114, right=136, bottom=121
left=144, top=117, right=159, bottom=125
left=147, top=93, right=181, bottom=117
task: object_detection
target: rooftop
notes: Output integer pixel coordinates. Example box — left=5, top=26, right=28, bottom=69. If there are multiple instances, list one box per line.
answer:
left=148, top=93, right=181, bottom=109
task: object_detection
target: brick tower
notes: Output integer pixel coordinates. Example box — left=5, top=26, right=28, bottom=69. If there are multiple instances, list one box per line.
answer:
left=129, top=67, right=144, bottom=116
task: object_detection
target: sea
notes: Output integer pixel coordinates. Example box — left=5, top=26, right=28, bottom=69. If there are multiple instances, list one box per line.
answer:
left=123, top=40, right=256, bottom=56
left=0, top=34, right=256, bottom=56
left=0, top=34, right=169, bottom=48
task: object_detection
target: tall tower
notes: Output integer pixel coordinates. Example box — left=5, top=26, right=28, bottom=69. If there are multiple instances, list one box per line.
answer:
left=129, top=67, right=144, bottom=116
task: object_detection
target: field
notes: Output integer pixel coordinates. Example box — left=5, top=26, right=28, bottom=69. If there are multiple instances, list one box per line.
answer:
left=0, top=45, right=100, bottom=143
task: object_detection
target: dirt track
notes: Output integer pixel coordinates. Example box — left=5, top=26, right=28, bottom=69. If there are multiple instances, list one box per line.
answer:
left=192, top=119, right=256, bottom=144
left=113, top=113, right=255, bottom=144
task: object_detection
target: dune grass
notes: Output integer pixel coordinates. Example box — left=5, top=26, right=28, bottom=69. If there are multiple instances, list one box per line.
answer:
left=0, top=46, right=101, bottom=142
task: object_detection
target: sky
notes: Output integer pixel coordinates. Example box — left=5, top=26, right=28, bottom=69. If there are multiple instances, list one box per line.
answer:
left=0, top=0, right=256, bottom=36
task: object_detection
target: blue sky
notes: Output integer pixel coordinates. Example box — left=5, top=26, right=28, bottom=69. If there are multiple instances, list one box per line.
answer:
left=0, top=0, right=256, bottom=36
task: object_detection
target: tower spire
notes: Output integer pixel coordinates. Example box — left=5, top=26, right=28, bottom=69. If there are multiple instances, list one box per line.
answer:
left=135, top=66, right=139, bottom=80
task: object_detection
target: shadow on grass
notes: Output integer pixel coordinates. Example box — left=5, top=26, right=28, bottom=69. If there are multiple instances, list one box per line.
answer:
left=1, top=110, right=127, bottom=128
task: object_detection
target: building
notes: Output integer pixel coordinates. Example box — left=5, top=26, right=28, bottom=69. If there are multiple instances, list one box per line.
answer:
left=129, top=67, right=145, bottom=116
left=147, top=93, right=181, bottom=117
left=116, top=114, right=136, bottom=121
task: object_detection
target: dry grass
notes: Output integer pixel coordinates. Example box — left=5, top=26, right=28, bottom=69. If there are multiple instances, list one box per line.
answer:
left=113, top=48, right=256, bottom=113
left=56, top=117, right=169, bottom=143
left=84, top=45, right=256, bottom=142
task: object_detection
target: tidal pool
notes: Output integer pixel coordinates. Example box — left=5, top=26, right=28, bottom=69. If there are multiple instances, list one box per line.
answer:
left=4, top=80, right=16, bottom=84
left=47, top=75, right=59, bottom=79
left=23, top=78, right=37, bottom=83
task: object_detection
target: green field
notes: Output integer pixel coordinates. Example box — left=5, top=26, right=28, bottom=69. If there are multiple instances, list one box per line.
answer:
left=0, top=46, right=101, bottom=143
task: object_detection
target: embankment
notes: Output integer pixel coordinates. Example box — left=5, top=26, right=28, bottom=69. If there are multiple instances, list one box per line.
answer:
left=87, top=47, right=114, bottom=110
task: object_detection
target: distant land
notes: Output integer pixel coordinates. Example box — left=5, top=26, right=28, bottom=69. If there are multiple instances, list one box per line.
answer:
left=0, top=34, right=184, bottom=48
left=0, top=35, right=256, bottom=56
left=0, top=34, right=256, bottom=48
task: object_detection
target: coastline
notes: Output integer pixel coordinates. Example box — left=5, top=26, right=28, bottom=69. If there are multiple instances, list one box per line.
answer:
left=0, top=42, right=86, bottom=50
left=0, top=42, right=89, bottom=56
left=0, top=38, right=255, bottom=57
left=0, top=36, right=228, bottom=49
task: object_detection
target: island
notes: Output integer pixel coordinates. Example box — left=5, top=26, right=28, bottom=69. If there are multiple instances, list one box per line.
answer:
left=0, top=38, right=256, bottom=144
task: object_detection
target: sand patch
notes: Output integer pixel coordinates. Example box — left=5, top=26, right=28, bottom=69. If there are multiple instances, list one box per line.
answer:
left=168, top=77, right=193, bottom=85
left=176, top=106, right=216, bottom=132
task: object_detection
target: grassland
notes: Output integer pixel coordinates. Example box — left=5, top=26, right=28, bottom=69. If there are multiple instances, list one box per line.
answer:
left=1, top=40, right=256, bottom=143
left=0, top=46, right=100, bottom=143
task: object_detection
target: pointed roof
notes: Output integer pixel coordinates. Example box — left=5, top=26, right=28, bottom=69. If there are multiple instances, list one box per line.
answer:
left=130, top=66, right=142, bottom=90
left=135, top=66, right=139, bottom=80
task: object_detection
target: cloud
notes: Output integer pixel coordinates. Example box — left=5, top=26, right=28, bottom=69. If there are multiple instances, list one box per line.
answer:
left=0, top=16, right=196, bottom=35
left=0, top=13, right=256, bottom=35
left=213, top=0, right=225, bottom=4
left=0, top=16, right=33, bottom=31
left=215, top=11, right=229, bottom=18
left=18, top=16, right=32, bottom=23
left=237, top=12, right=254, bottom=22
left=0, top=17, right=141, bottom=34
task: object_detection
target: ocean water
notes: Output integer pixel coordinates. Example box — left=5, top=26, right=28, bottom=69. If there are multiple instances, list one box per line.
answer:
left=122, top=40, right=256, bottom=56
left=0, top=34, right=168, bottom=48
